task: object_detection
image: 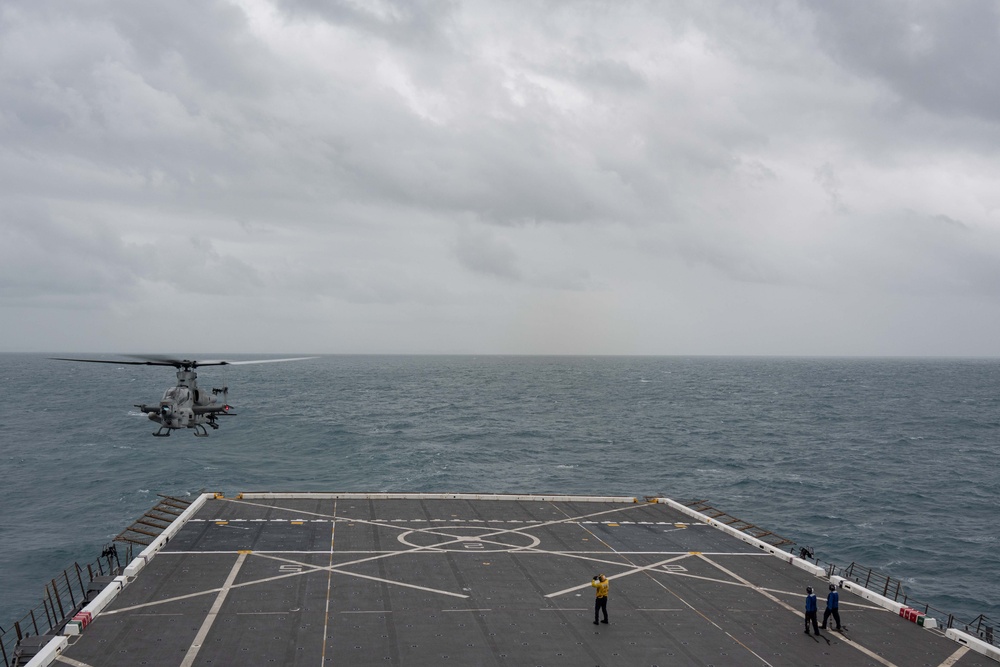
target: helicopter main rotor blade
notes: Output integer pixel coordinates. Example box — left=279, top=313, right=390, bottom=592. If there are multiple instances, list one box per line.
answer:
left=124, top=355, right=227, bottom=368
left=222, top=357, right=317, bottom=365
left=50, top=357, right=175, bottom=366
left=52, top=355, right=317, bottom=368
left=122, top=355, right=317, bottom=367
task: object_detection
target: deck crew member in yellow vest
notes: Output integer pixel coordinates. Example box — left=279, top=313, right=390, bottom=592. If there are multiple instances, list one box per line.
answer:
left=592, top=574, right=609, bottom=625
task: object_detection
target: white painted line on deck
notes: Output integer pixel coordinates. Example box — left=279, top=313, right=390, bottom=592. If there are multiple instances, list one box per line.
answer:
left=326, top=567, right=471, bottom=598
left=627, top=554, right=776, bottom=667
left=104, top=587, right=222, bottom=614
left=937, top=646, right=969, bottom=667
left=251, top=552, right=471, bottom=599
left=55, top=657, right=95, bottom=667
left=179, top=551, right=247, bottom=667
left=545, top=554, right=694, bottom=598
left=157, top=549, right=759, bottom=556
left=130, top=613, right=186, bottom=616
left=235, top=611, right=295, bottom=615
left=697, top=554, right=901, bottom=667
left=321, top=501, right=337, bottom=667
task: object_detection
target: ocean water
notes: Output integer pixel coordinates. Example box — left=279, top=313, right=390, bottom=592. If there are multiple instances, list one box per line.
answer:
left=1, top=354, right=997, bottom=629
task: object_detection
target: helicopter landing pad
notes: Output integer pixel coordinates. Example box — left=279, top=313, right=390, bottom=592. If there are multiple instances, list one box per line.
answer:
left=57, top=493, right=990, bottom=666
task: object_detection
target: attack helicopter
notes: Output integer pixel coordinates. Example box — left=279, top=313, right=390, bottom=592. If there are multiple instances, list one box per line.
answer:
left=51, top=355, right=315, bottom=437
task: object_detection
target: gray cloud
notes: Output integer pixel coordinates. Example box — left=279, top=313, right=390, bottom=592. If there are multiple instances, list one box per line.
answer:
left=2, top=0, right=999, bottom=355
left=454, top=227, right=521, bottom=281
left=809, top=1, right=1000, bottom=121
left=271, top=0, right=458, bottom=51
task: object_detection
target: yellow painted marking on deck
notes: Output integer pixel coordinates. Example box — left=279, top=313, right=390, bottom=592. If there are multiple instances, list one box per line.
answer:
left=675, top=523, right=687, bottom=528
left=215, top=521, right=228, bottom=525
left=607, top=523, right=619, bottom=527
left=238, top=550, right=252, bottom=554
left=689, top=551, right=702, bottom=555
left=291, top=521, right=304, bottom=525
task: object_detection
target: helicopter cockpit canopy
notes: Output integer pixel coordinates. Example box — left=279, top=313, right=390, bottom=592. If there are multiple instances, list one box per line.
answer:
left=162, top=386, right=192, bottom=404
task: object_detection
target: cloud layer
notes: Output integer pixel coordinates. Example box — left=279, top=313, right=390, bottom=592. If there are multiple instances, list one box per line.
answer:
left=3, top=0, right=999, bottom=355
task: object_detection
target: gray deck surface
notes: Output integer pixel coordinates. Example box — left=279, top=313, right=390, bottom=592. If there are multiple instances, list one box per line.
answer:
left=59, top=494, right=992, bottom=666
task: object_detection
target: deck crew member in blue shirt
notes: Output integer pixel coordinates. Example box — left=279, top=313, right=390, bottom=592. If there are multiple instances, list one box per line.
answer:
left=804, top=586, right=819, bottom=634
left=821, top=583, right=842, bottom=630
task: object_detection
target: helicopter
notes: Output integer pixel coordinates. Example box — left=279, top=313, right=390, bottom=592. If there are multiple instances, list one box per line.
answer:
left=51, top=355, right=315, bottom=437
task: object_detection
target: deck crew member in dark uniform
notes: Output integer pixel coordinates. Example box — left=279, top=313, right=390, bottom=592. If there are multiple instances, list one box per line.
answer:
left=804, top=586, right=819, bottom=634
left=820, top=583, right=842, bottom=630
left=592, top=574, right=609, bottom=625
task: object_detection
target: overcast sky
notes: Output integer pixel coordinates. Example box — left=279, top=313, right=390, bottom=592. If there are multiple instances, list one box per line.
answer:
left=2, top=1, right=999, bottom=356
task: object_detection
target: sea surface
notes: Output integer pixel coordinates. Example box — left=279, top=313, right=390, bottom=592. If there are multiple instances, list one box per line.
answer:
left=1, top=354, right=997, bottom=629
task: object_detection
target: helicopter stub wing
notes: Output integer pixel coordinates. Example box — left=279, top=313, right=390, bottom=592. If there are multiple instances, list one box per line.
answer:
left=193, top=404, right=234, bottom=415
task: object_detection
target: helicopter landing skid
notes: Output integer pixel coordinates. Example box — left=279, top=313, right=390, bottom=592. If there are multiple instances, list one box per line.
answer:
left=192, top=424, right=210, bottom=437
left=153, top=427, right=172, bottom=437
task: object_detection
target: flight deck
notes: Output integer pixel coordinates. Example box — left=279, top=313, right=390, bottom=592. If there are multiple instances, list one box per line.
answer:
left=41, top=493, right=996, bottom=666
